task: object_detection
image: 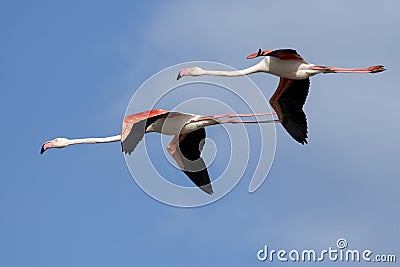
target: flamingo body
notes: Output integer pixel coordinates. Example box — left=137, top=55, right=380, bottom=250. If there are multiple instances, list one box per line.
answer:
left=261, top=56, right=319, bottom=80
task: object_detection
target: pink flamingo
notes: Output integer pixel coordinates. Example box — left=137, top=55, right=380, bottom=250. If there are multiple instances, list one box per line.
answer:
left=177, top=48, right=385, bottom=144
left=41, top=109, right=277, bottom=194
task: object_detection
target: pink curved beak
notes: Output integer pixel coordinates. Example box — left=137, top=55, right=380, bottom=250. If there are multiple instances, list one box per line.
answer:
left=247, top=49, right=273, bottom=59
left=177, top=68, right=191, bottom=80
left=40, top=140, right=54, bottom=154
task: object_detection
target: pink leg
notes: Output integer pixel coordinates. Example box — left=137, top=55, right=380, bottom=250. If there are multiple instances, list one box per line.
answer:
left=217, top=119, right=280, bottom=124
left=213, top=111, right=275, bottom=119
left=312, top=65, right=385, bottom=73
left=196, top=111, right=276, bottom=121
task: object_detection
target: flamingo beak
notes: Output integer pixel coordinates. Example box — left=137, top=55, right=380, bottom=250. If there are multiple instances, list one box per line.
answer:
left=40, top=140, right=54, bottom=154
left=177, top=71, right=183, bottom=80
left=246, top=49, right=273, bottom=59
left=177, top=68, right=190, bottom=80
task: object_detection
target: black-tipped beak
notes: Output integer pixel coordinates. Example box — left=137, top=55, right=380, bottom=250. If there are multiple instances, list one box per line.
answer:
left=177, top=72, right=183, bottom=80
left=40, top=141, right=52, bottom=154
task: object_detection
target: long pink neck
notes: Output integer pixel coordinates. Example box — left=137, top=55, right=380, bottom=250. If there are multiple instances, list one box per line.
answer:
left=201, top=60, right=266, bottom=77
left=67, top=135, right=121, bottom=146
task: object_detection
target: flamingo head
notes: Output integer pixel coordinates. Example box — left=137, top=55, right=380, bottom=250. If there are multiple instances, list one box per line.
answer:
left=40, top=138, right=70, bottom=154
left=246, top=49, right=273, bottom=59
left=177, top=67, right=204, bottom=80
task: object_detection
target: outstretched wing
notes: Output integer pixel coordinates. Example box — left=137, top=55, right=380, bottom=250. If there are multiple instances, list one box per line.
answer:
left=167, top=128, right=213, bottom=194
left=122, top=110, right=170, bottom=154
left=270, top=78, right=310, bottom=144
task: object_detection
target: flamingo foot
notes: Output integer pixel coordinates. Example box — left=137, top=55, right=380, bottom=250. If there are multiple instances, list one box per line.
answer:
left=368, top=65, right=386, bottom=73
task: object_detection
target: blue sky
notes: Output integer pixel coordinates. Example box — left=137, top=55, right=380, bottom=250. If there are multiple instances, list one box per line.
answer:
left=1, top=1, right=399, bottom=266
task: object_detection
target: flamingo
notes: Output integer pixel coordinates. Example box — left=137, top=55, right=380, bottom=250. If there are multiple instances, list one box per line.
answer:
left=41, top=109, right=277, bottom=194
left=177, top=48, right=385, bottom=144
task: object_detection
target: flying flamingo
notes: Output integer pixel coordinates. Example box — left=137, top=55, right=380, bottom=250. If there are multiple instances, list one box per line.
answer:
left=41, top=109, right=277, bottom=194
left=177, top=48, right=385, bottom=144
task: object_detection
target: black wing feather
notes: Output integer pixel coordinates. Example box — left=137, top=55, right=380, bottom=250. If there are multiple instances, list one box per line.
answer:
left=278, top=78, right=310, bottom=144
left=178, top=128, right=213, bottom=194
